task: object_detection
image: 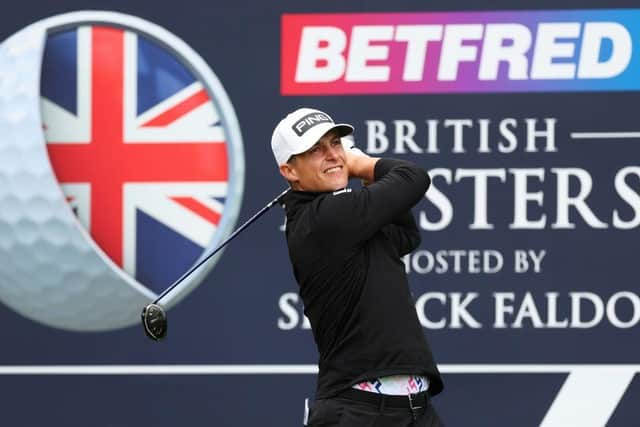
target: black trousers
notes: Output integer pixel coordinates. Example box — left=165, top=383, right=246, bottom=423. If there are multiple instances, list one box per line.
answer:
left=306, top=389, right=443, bottom=427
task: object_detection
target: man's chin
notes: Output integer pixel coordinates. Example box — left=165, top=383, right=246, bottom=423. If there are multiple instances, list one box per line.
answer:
left=309, top=174, right=348, bottom=192
left=329, top=177, right=348, bottom=191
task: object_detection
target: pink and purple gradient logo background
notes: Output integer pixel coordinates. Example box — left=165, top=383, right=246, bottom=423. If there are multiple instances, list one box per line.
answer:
left=281, top=10, right=640, bottom=95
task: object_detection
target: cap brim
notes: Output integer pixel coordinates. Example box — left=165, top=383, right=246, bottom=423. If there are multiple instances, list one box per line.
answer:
left=331, top=123, right=354, bottom=138
left=289, top=123, right=354, bottom=158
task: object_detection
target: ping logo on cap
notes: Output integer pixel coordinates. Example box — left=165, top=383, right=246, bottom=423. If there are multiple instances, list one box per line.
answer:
left=292, top=112, right=332, bottom=136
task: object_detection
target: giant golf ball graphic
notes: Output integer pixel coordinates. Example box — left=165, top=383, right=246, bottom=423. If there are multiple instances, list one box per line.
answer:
left=0, top=12, right=244, bottom=331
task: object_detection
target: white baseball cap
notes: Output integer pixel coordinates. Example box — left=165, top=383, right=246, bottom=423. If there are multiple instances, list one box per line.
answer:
left=271, top=108, right=354, bottom=165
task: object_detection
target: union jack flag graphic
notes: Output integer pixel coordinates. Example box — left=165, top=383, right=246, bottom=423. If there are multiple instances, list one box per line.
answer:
left=41, top=25, right=231, bottom=293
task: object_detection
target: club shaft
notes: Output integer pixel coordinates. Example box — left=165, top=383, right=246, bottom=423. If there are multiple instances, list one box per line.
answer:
left=152, top=188, right=290, bottom=304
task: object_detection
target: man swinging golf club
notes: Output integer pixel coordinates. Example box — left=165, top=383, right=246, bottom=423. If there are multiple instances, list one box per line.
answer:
left=272, top=108, right=444, bottom=426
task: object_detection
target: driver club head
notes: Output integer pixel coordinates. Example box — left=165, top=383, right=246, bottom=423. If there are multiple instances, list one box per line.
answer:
left=141, top=303, right=167, bottom=341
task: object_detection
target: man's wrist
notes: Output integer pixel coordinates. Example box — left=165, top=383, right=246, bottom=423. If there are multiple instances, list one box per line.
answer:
left=348, top=153, right=379, bottom=182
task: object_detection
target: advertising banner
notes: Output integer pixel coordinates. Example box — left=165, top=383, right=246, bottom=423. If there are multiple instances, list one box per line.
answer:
left=0, top=2, right=638, bottom=426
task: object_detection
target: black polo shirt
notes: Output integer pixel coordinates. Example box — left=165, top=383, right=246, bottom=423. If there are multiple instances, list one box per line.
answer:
left=281, top=158, right=444, bottom=399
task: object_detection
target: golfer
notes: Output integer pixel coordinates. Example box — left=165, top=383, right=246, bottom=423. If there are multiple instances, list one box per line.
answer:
left=272, top=108, right=444, bottom=426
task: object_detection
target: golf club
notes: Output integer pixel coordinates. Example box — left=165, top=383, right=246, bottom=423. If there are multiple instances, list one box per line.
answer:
left=141, top=187, right=290, bottom=341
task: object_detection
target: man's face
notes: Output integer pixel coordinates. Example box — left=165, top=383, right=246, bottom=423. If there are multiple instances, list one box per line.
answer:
left=281, top=130, right=349, bottom=192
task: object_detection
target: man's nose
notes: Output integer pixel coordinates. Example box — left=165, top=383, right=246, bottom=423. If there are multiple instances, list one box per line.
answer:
left=325, top=144, right=340, bottom=159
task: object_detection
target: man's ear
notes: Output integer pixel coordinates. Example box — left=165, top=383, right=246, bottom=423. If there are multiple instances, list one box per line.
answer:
left=279, top=163, right=298, bottom=183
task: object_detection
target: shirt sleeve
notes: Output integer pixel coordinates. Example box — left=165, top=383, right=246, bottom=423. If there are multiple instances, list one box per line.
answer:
left=381, top=212, right=421, bottom=256
left=312, top=158, right=430, bottom=248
